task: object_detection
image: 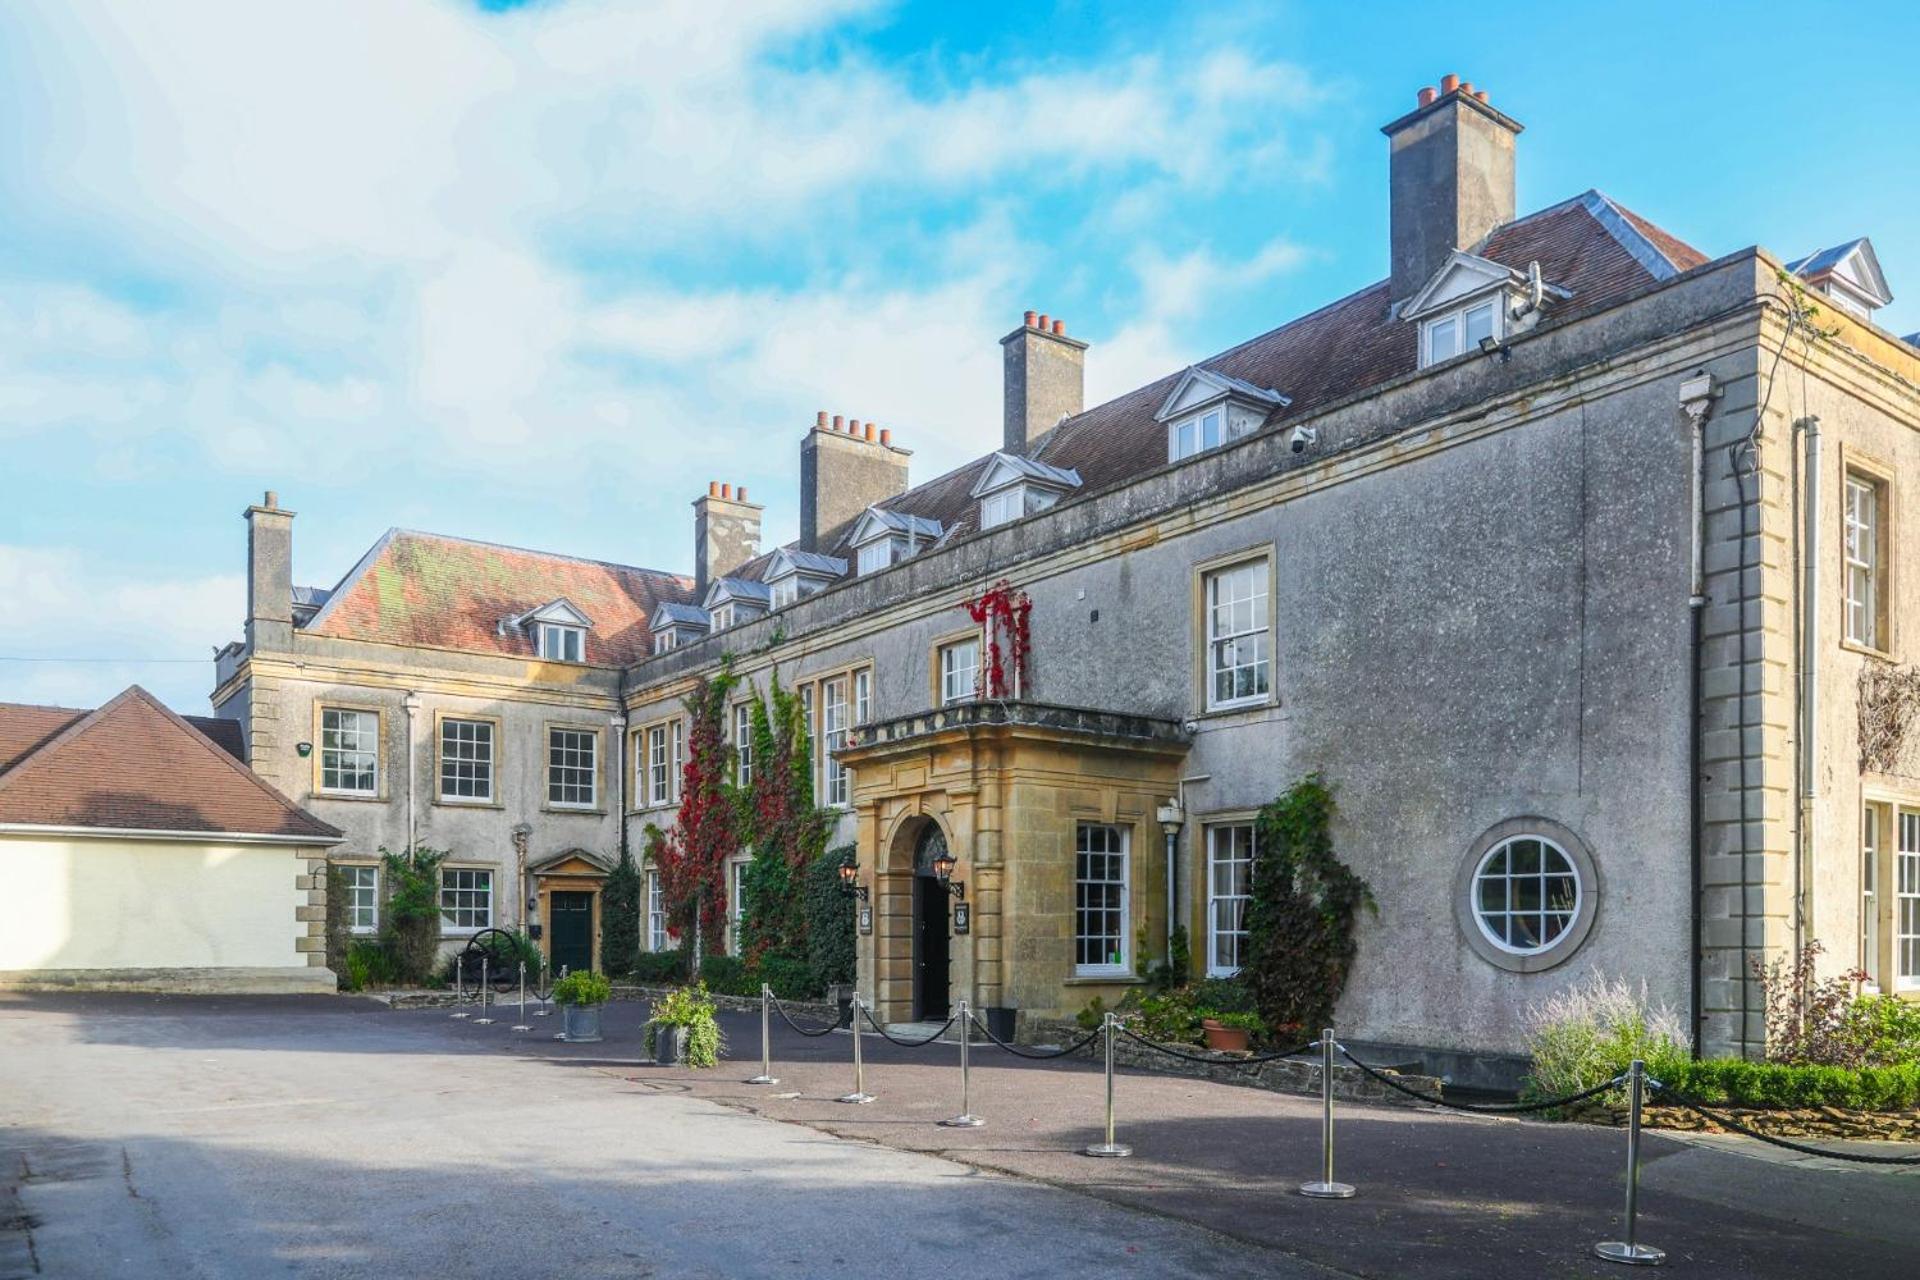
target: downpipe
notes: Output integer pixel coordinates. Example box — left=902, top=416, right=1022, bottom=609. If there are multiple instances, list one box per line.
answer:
left=1679, top=372, right=1718, bottom=1059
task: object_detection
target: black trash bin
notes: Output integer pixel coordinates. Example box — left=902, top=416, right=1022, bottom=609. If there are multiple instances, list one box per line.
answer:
left=982, top=1006, right=1017, bottom=1042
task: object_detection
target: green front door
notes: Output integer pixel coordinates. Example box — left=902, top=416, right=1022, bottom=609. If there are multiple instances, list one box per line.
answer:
left=550, top=891, right=594, bottom=975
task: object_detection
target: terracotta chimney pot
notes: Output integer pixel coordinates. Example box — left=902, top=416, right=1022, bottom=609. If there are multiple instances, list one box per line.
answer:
left=879, top=428, right=892, bottom=446
left=737, top=486, right=747, bottom=501
left=708, top=481, right=720, bottom=497
left=1460, top=81, right=1474, bottom=96
left=1051, top=319, right=1065, bottom=335
left=816, top=410, right=828, bottom=428
left=1474, top=89, right=1488, bottom=103
left=1024, top=309, right=1038, bottom=328
left=832, top=414, right=844, bottom=431
left=864, top=423, right=876, bottom=441
left=1417, top=86, right=1436, bottom=107
left=1440, top=73, right=1460, bottom=94
left=721, top=482, right=733, bottom=499
left=1037, top=313, right=1050, bottom=331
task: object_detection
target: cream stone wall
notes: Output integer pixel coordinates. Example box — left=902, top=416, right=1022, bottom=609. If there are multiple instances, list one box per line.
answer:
left=0, top=833, right=330, bottom=989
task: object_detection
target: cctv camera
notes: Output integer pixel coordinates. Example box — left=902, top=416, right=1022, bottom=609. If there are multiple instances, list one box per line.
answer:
left=1288, top=426, right=1318, bottom=454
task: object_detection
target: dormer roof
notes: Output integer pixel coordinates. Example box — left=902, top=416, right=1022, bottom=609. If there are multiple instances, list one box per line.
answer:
left=1396, top=250, right=1528, bottom=321
left=508, top=598, right=594, bottom=630
left=847, top=506, right=943, bottom=547
left=968, top=452, right=1083, bottom=499
left=1153, top=366, right=1289, bottom=424
left=702, top=576, right=772, bottom=610
left=765, top=547, right=848, bottom=581
left=653, top=602, right=712, bottom=630
left=1785, top=238, right=1892, bottom=312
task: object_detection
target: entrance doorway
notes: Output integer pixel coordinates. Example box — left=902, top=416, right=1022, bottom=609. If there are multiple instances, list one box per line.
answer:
left=910, top=823, right=951, bottom=1020
left=550, top=891, right=594, bottom=976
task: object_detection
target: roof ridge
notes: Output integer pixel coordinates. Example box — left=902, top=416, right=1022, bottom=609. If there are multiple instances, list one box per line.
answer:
left=0, top=700, right=90, bottom=716
left=388, top=528, right=692, bottom=583
left=1575, top=190, right=1680, bottom=282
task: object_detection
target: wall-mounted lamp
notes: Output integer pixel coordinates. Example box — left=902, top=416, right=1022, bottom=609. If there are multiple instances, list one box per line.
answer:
left=295, top=741, right=313, bottom=758
left=837, top=859, right=869, bottom=903
left=1478, top=335, right=1511, bottom=364
left=931, top=850, right=965, bottom=900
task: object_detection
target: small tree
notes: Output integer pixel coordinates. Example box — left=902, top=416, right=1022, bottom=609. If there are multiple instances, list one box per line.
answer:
left=646, top=666, right=739, bottom=975
left=379, top=844, right=448, bottom=984
left=1241, top=776, right=1374, bottom=1039
left=600, top=847, right=642, bottom=978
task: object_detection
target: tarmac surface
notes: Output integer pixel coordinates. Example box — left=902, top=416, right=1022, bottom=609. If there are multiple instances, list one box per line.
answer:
left=4, top=992, right=1916, bottom=1279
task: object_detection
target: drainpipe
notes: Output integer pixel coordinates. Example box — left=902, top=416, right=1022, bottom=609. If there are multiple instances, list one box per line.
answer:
left=1796, top=416, right=1822, bottom=963
left=1679, top=372, right=1718, bottom=1059
left=402, top=691, right=421, bottom=851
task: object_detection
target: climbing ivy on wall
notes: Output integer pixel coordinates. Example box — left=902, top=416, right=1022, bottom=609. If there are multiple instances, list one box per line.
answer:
left=1242, top=775, right=1375, bottom=1039
left=644, top=664, right=739, bottom=971
left=738, top=674, right=832, bottom=966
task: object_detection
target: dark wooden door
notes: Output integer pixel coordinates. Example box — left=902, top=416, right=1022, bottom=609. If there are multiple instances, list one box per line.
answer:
left=550, top=891, right=594, bottom=976
left=913, top=875, right=950, bottom=1020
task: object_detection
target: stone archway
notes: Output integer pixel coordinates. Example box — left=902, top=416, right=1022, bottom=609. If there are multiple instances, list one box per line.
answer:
left=875, top=812, right=960, bottom=1023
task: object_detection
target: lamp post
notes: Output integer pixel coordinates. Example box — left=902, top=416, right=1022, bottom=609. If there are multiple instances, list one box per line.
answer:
left=839, top=860, right=869, bottom=1030
left=931, top=851, right=965, bottom=901
left=837, top=859, right=869, bottom=902
left=1156, top=798, right=1184, bottom=967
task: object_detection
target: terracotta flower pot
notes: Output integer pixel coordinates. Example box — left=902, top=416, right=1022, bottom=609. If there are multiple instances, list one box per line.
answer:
left=1201, top=1018, right=1250, bottom=1053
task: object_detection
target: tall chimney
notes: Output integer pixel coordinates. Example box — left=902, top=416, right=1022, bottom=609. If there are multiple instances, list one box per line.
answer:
left=244, top=490, right=294, bottom=653
left=1001, top=311, right=1087, bottom=455
left=801, top=412, right=911, bottom=553
left=693, top=483, right=763, bottom=597
left=1383, top=77, right=1523, bottom=302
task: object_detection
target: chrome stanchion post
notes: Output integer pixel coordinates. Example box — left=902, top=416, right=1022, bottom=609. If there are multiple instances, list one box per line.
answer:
left=747, top=983, right=779, bottom=1085
left=941, top=999, right=984, bottom=1128
left=1299, top=1028, right=1355, bottom=1198
left=450, top=952, right=468, bottom=1018
left=535, top=962, right=560, bottom=1016
left=836, top=991, right=875, bottom=1104
left=1594, top=1059, right=1665, bottom=1266
left=511, top=961, right=531, bottom=1032
left=473, top=958, right=494, bottom=1025
left=1083, top=1012, right=1130, bottom=1157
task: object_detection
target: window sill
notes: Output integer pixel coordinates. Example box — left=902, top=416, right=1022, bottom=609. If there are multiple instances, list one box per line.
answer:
left=315, top=790, right=386, bottom=803
left=1841, top=639, right=1897, bottom=663
left=1192, top=699, right=1283, bottom=726
left=1065, top=973, right=1144, bottom=987
left=543, top=805, right=607, bottom=817
left=433, top=797, right=504, bottom=811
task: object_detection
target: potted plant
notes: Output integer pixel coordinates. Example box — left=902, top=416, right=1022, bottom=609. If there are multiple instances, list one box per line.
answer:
left=1199, top=1010, right=1262, bottom=1053
left=553, top=969, right=612, bottom=1043
left=645, top=982, right=725, bottom=1067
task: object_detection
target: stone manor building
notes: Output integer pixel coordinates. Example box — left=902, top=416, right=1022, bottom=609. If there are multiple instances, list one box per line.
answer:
left=211, top=76, right=1920, bottom=1068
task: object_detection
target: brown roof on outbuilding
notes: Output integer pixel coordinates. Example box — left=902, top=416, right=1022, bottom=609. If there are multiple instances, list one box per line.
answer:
left=303, top=530, right=695, bottom=666
left=0, top=687, right=341, bottom=841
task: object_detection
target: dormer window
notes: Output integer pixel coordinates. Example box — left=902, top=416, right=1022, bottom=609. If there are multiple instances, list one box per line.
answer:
left=847, top=508, right=942, bottom=577
left=701, top=577, right=770, bottom=632
left=761, top=548, right=847, bottom=608
left=971, top=453, right=1081, bottom=530
left=654, top=630, right=677, bottom=655
left=537, top=623, right=584, bottom=662
left=1786, top=238, right=1892, bottom=325
left=770, top=577, right=797, bottom=609
left=1155, top=367, right=1287, bottom=465
left=1422, top=299, right=1498, bottom=365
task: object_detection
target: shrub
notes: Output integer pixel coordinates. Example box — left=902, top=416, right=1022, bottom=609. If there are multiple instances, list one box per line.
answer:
left=341, top=939, right=401, bottom=992
left=1075, top=996, right=1110, bottom=1031
left=378, top=845, right=448, bottom=984
left=1664, top=1059, right=1920, bottom=1111
left=1190, top=976, right=1257, bottom=1016
left=599, top=849, right=642, bottom=978
left=324, top=864, right=351, bottom=981
left=1522, top=973, right=1690, bottom=1104
left=630, top=948, right=687, bottom=984
left=647, top=982, right=725, bottom=1067
left=803, top=845, right=857, bottom=993
left=553, top=970, right=612, bottom=1006
left=698, top=954, right=753, bottom=997
left=1124, top=988, right=1202, bottom=1045
left=756, top=954, right=818, bottom=1001
left=1241, top=776, right=1374, bottom=1040
left=1846, top=994, right=1920, bottom=1067
left=1753, top=940, right=1867, bottom=1067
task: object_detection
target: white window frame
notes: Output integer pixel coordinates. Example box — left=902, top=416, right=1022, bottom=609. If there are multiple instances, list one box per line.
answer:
left=646, top=870, right=668, bottom=952
left=854, top=668, right=871, bottom=725
left=769, top=576, right=798, bottom=609
left=670, top=720, right=684, bottom=802
left=646, top=724, right=670, bottom=807
left=980, top=486, right=1023, bottom=530
left=439, top=867, right=493, bottom=933
left=1074, top=823, right=1131, bottom=976
left=537, top=622, right=585, bottom=663
left=1844, top=473, right=1881, bottom=650
left=940, top=638, right=980, bottom=706
left=1864, top=803, right=1883, bottom=991
left=654, top=630, right=677, bottom=655
left=728, top=859, right=749, bottom=956
left=1171, top=407, right=1224, bottom=461
left=734, top=703, right=754, bottom=786
left=1206, top=823, right=1255, bottom=977
left=319, top=706, right=379, bottom=796
left=1204, top=560, right=1271, bottom=711
left=822, top=676, right=849, bottom=807
left=1421, top=298, right=1499, bottom=367
left=711, top=604, right=734, bottom=632
left=857, top=537, right=903, bottom=576
left=1899, top=808, right=1920, bottom=991
left=437, top=717, right=495, bottom=804
left=1470, top=835, right=1583, bottom=957
left=340, top=864, right=379, bottom=934
left=547, top=727, right=598, bottom=810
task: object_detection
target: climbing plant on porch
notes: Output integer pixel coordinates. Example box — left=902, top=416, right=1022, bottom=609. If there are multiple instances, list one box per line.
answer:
left=1242, top=775, right=1375, bottom=1040
left=643, top=662, right=739, bottom=972
left=737, top=673, right=833, bottom=969
left=960, top=578, right=1032, bottom=698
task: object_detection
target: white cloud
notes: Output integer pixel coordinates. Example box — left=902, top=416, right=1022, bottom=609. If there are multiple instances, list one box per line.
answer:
left=0, top=545, right=240, bottom=710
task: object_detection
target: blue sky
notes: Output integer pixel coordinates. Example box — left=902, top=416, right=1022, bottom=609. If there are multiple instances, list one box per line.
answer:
left=4, top=0, right=1917, bottom=712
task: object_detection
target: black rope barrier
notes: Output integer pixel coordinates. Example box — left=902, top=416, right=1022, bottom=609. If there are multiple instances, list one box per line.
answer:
left=1119, top=1026, right=1320, bottom=1069
left=967, top=1013, right=1105, bottom=1060
left=1336, top=1046, right=1630, bottom=1114
left=859, top=1006, right=960, bottom=1047
left=1651, top=1085, right=1920, bottom=1165
left=768, top=994, right=841, bottom=1038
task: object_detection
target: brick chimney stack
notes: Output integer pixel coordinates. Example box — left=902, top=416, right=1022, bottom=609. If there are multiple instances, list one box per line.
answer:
left=1000, top=310, right=1087, bottom=455
left=1383, top=75, right=1523, bottom=301
left=800, top=410, right=911, bottom=553
left=693, top=481, right=763, bottom=596
left=244, top=489, right=294, bottom=653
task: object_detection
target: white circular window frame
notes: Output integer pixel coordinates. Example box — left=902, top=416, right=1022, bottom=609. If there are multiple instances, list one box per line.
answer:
left=1453, top=817, right=1599, bottom=974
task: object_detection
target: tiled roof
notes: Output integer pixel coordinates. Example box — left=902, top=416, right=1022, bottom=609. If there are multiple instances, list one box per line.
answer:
left=0, top=704, right=86, bottom=774
left=827, top=190, right=1706, bottom=548
left=304, top=530, right=694, bottom=666
left=0, top=687, right=341, bottom=841
left=184, top=716, right=246, bottom=761
left=769, top=548, right=849, bottom=577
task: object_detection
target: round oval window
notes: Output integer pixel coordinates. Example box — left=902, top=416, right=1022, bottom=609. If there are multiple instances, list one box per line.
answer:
left=1471, top=836, right=1581, bottom=955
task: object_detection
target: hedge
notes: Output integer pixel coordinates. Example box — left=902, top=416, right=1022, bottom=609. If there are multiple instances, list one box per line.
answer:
left=1662, top=1059, right=1920, bottom=1112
